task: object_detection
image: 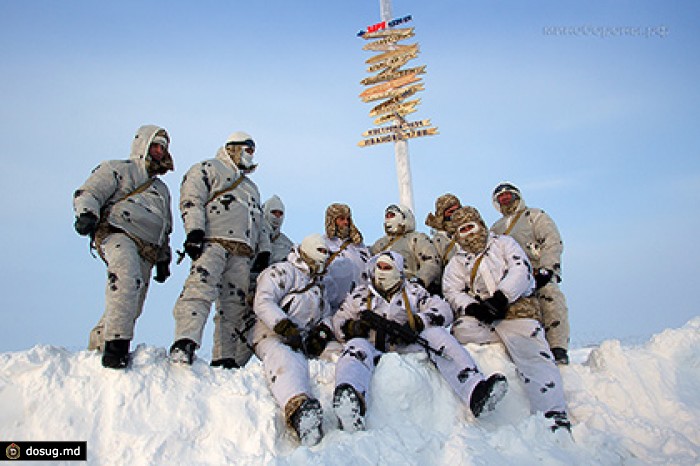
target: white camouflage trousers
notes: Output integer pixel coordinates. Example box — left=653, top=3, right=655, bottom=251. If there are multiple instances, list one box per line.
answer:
left=88, top=233, right=151, bottom=351
left=335, top=327, right=486, bottom=407
left=172, top=242, right=254, bottom=365
left=452, top=317, right=567, bottom=414
left=537, top=282, right=570, bottom=351
left=255, top=335, right=313, bottom=411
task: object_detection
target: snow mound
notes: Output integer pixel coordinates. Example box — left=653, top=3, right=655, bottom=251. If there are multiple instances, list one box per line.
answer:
left=1, top=318, right=699, bottom=465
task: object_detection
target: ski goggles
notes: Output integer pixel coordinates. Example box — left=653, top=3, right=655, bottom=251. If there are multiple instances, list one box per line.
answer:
left=226, top=139, right=256, bottom=154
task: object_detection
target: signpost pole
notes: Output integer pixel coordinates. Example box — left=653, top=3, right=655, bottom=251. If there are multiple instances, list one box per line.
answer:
left=379, top=0, right=415, bottom=212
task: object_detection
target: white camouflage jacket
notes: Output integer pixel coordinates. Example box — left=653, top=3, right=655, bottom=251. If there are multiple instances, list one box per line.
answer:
left=252, top=247, right=332, bottom=346
left=331, top=251, right=453, bottom=345
left=73, top=124, right=172, bottom=262
left=491, top=195, right=564, bottom=280
left=442, top=233, right=534, bottom=317
left=179, top=147, right=270, bottom=254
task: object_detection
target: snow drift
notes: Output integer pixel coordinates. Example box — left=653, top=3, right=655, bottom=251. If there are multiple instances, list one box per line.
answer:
left=1, top=318, right=699, bottom=465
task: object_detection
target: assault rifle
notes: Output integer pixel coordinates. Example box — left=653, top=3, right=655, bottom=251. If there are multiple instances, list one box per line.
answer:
left=359, top=310, right=450, bottom=360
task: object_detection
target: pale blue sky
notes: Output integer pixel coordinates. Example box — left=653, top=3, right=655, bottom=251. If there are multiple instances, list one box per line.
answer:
left=1, top=1, right=698, bottom=353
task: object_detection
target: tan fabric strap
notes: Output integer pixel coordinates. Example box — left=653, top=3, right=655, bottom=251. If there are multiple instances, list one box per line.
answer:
left=401, top=288, right=417, bottom=331
left=469, top=253, right=486, bottom=290
left=206, top=174, right=246, bottom=205
left=503, top=209, right=525, bottom=236
left=326, top=239, right=352, bottom=267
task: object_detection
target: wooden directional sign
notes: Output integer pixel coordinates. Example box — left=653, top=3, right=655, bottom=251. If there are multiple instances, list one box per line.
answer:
left=357, top=127, right=439, bottom=147
left=359, top=73, right=420, bottom=100
left=366, top=51, right=417, bottom=73
left=361, top=26, right=414, bottom=40
left=360, top=76, right=421, bottom=103
left=374, top=109, right=417, bottom=125
left=365, top=44, right=418, bottom=65
left=357, top=16, right=413, bottom=37
left=362, top=119, right=432, bottom=137
left=360, top=65, right=426, bottom=86
left=363, top=32, right=416, bottom=51
left=370, top=98, right=421, bottom=117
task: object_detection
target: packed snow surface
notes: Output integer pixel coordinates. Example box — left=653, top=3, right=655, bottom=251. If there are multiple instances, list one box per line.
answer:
left=1, top=318, right=699, bottom=465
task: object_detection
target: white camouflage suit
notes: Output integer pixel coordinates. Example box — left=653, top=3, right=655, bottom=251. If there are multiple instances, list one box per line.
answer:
left=261, top=195, right=293, bottom=265
left=443, top=233, right=568, bottom=415
left=172, top=144, right=270, bottom=365
left=490, top=185, right=570, bottom=351
left=331, top=252, right=490, bottom=409
left=73, top=125, right=173, bottom=349
left=370, top=204, right=441, bottom=290
left=252, top=247, right=331, bottom=414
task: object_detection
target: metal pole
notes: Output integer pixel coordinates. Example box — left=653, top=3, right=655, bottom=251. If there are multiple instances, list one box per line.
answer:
left=379, top=0, right=415, bottom=212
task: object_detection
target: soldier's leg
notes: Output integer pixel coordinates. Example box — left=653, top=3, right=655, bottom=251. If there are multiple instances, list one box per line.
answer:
left=538, top=282, right=570, bottom=361
left=212, top=254, right=254, bottom=366
left=100, top=233, right=148, bottom=342
left=172, top=242, right=227, bottom=348
left=494, top=318, right=567, bottom=415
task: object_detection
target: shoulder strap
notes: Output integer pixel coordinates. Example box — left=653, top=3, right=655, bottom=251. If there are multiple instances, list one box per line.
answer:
left=206, top=174, right=247, bottom=206
left=469, top=253, right=486, bottom=290
left=401, top=288, right=417, bottom=331
left=326, top=239, right=352, bottom=267
left=382, top=234, right=403, bottom=252
left=442, top=236, right=457, bottom=263
left=503, top=209, right=525, bottom=235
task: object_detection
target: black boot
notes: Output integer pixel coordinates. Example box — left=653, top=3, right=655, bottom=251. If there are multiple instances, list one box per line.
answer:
left=169, top=338, right=196, bottom=365
left=333, top=383, right=366, bottom=432
left=551, top=347, right=570, bottom=365
left=210, top=358, right=240, bottom=369
left=470, top=373, right=508, bottom=418
left=290, top=397, right=324, bottom=446
left=102, top=339, right=130, bottom=369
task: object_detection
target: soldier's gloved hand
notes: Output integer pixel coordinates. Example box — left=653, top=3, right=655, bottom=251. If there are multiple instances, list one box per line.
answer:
left=74, top=212, right=98, bottom=236
left=273, top=318, right=303, bottom=351
left=480, top=290, right=509, bottom=323
left=183, top=229, right=205, bottom=261
left=250, top=251, right=270, bottom=273
left=534, top=268, right=553, bottom=289
left=154, top=261, right=170, bottom=283
left=341, top=319, right=371, bottom=340
left=304, top=323, right=334, bottom=358
left=465, top=302, right=497, bottom=325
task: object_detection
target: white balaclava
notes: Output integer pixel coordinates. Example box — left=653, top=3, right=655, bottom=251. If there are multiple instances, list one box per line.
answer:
left=383, top=204, right=405, bottom=235
left=300, top=233, right=330, bottom=275
left=263, top=195, right=285, bottom=234
left=225, top=131, right=256, bottom=171
left=372, top=252, right=404, bottom=294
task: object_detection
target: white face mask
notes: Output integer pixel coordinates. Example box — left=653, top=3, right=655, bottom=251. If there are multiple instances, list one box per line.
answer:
left=384, top=214, right=403, bottom=235
left=374, top=260, right=402, bottom=291
left=239, top=150, right=255, bottom=169
left=300, top=234, right=329, bottom=274
left=266, top=211, right=283, bottom=230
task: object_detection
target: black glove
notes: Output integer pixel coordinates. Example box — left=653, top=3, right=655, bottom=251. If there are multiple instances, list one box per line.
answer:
left=341, top=319, right=371, bottom=340
left=74, top=212, right=98, bottom=236
left=183, top=229, right=205, bottom=261
left=273, top=318, right=303, bottom=351
left=304, top=323, right=334, bottom=358
left=465, top=303, right=498, bottom=325
left=535, top=268, right=553, bottom=289
left=154, top=261, right=170, bottom=283
left=251, top=251, right=271, bottom=273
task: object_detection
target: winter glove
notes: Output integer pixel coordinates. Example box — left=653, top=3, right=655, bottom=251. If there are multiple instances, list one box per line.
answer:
left=341, top=319, right=371, bottom=340
left=273, top=318, right=303, bottom=351
left=534, top=268, right=553, bottom=290
left=304, top=323, right=334, bottom=358
left=183, top=229, right=205, bottom=261
left=154, top=261, right=170, bottom=283
left=467, top=290, right=508, bottom=324
left=424, top=312, right=445, bottom=327
left=74, top=212, right=98, bottom=237
left=250, top=251, right=271, bottom=273
left=465, top=302, right=498, bottom=325
left=484, top=290, right=509, bottom=317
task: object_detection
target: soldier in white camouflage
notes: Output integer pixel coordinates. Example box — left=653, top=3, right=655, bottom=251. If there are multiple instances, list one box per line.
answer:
left=490, top=182, right=571, bottom=365
left=169, top=131, right=271, bottom=369
left=73, top=124, right=174, bottom=369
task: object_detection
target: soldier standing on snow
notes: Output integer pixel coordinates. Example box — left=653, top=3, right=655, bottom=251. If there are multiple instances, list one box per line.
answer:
left=169, top=131, right=271, bottom=369
left=424, top=193, right=462, bottom=295
left=322, top=203, right=370, bottom=312
left=370, top=204, right=441, bottom=295
left=490, top=182, right=571, bottom=365
left=251, top=234, right=334, bottom=447
left=443, top=206, right=571, bottom=432
left=330, top=251, right=509, bottom=433
left=73, top=124, right=174, bottom=369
